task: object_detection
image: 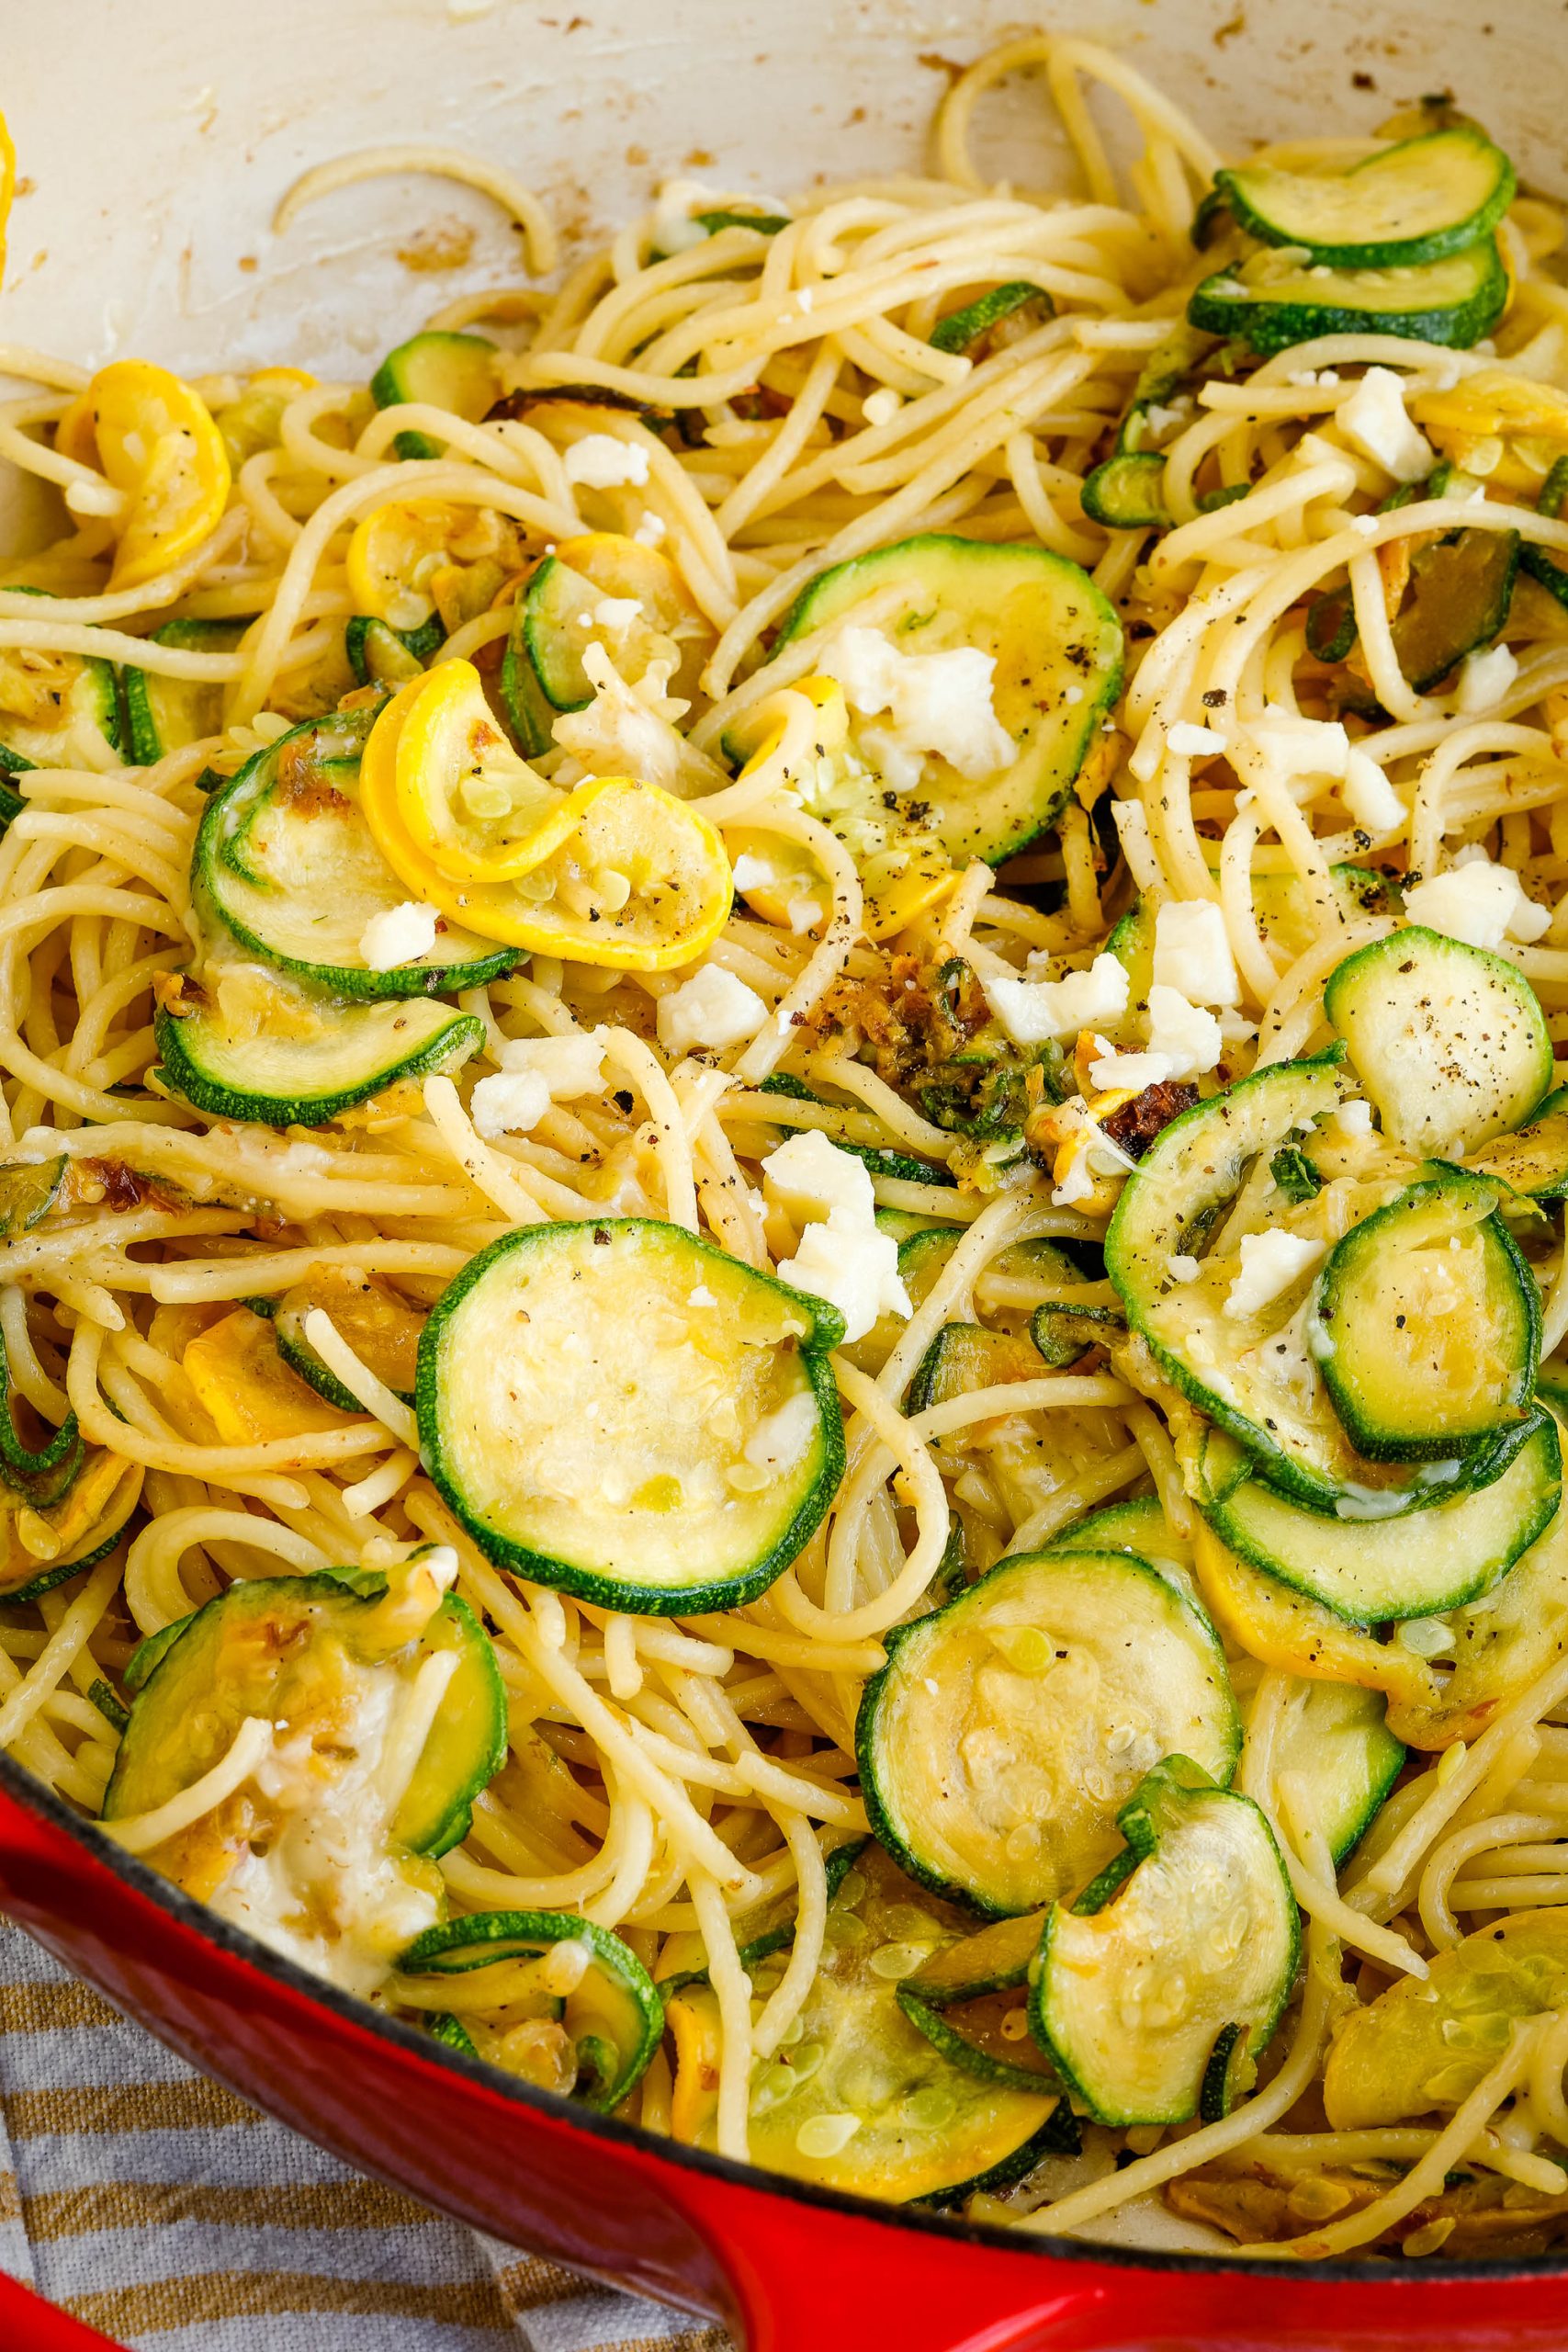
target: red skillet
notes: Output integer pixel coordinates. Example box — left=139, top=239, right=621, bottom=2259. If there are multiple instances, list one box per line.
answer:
left=0, top=1746, right=1562, bottom=2352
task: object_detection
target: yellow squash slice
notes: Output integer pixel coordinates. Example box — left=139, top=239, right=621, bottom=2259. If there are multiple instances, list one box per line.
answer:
left=85, top=361, right=232, bottom=591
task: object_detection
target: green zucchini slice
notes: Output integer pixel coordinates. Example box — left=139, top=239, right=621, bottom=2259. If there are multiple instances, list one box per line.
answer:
left=895, top=1911, right=1057, bottom=2094
left=0, top=648, right=122, bottom=774
left=906, top=1321, right=1044, bottom=1413
left=1521, top=454, right=1568, bottom=608
left=856, top=1546, right=1239, bottom=1916
left=0, top=1448, right=141, bottom=1606
left=418, top=1218, right=845, bottom=1614
left=514, top=550, right=678, bottom=716
left=273, top=1267, right=424, bottom=1412
left=370, top=330, right=500, bottom=460
left=1045, top=1493, right=1194, bottom=1577
left=1188, top=240, right=1507, bottom=356
left=0, top=1341, right=82, bottom=1510
left=1031, top=1757, right=1298, bottom=2128
left=0, top=1154, right=66, bottom=1237
left=345, top=614, right=445, bottom=688
left=1325, top=927, right=1553, bottom=1159
left=394, top=1910, right=661, bottom=2109
left=930, top=282, right=1053, bottom=357
left=194, top=709, right=517, bottom=1000
left=1260, top=1679, right=1404, bottom=1867
left=1314, top=1171, right=1538, bottom=1460
left=1105, top=1053, right=1370, bottom=1504
left=1213, top=126, right=1516, bottom=269
left=1080, top=322, right=1216, bottom=532
left=1196, top=1413, right=1560, bottom=1623
left=767, top=534, right=1123, bottom=866
left=103, top=1559, right=506, bottom=1993
left=1303, top=526, right=1519, bottom=694
left=668, top=1841, right=1068, bottom=2200
left=122, top=620, right=245, bottom=763
left=1325, top=1910, right=1568, bottom=2131
left=155, top=965, right=483, bottom=1128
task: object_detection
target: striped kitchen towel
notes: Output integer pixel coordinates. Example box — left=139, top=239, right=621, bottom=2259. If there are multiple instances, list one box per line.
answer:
left=0, top=1922, right=734, bottom=2352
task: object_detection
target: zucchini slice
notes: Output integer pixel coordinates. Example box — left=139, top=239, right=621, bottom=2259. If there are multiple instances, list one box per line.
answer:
left=0, top=1341, right=82, bottom=1510
left=419, top=1218, right=844, bottom=1615
left=1521, top=454, right=1568, bottom=608
left=857, top=1547, right=1239, bottom=1916
left=0, top=1154, right=66, bottom=1237
left=1213, top=126, right=1516, bottom=269
left=930, top=282, right=1053, bottom=357
left=1031, top=1758, right=1298, bottom=2129
left=1312, top=527, right=1519, bottom=695
left=1105, top=1053, right=1368, bottom=1504
left=668, top=1841, right=1067, bottom=2200
left=1191, top=1520, right=1442, bottom=1712
left=1261, top=1679, right=1404, bottom=1867
left=0, top=648, right=123, bottom=774
left=1325, top=927, right=1553, bottom=1159
left=103, top=1558, right=507, bottom=1994
left=194, top=709, right=517, bottom=1000
left=1188, top=240, right=1507, bottom=356
left=346, top=614, right=445, bottom=689
left=1325, top=1911, right=1568, bottom=2131
left=1080, top=322, right=1215, bottom=533
left=393, top=1910, right=661, bottom=2109
left=1045, top=1492, right=1194, bottom=1576
left=906, top=1321, right=1044, bottom=1413
left=896, top=1912, right=1058, bottom=2094
left=767, top=534, right=1123, bottom=866
left=1314, top=1172, right=1538, bottom=1459
left=0, top=1450, right=141, bottom=1606
left=122, top=619, right=244, bottom=763
left=1196, top=1413, right=1561, bottom=1623
left=370, top=330, right=500, bottom=461
left=273, top=1267, right=425, bottom=1412
left=155, top=965, right=483, bottom=1128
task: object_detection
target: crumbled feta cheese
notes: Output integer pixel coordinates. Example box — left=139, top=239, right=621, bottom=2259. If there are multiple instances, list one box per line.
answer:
left=743, top=1390, right=819, bottom=1471
left=359, top=900, right=438, bottom=970
left=819, top=624, right=1016, bottom=791
left=1350, top=514, right=1381, bottom=536
left=564, top=435, right=651, bottom=491
left=1404, top=854, right=1551, bottom=950
left=762, top=1131, right=910, bottom=1341
left=1224, top=1230, right=1326, bottom=1321
left=1456, top=642, right=1518, bottom=714
left=1337, top=366, right=1434, bottom=482
left=761, top=1128, right=874, bottom=1226
left=494, top=1028, right=608, bottom=1098
left=1089, top=1046, right=1174, bottom=1092
left=633, top=513, right=667, bottom=547
left=1168, top=1254, right=1201, bottom=1283
left=985, top=953, right=1129, bottom=1046
left=592, top=595, right=643, bottom=631
left=863, top=388, right=902, bottom=428
left=1152, top=901, right=1241, bottom=1007
left=471, top=1069, right=552, bottom=1137
left=1045, top=1097, right=1138, bottom=1210
left=1167, top=721, right=1226, bottom=758
left=656, top=964, right=769, bottom=1055
left=730, top=853, right=770, bottom=893
left=1243, top=708, right=1349, bottom=784
left=688, top=1283, right=717, bottom=1307
left=1145, top=984, right=1224, bottom=1078
left=1332, top=1098, right=1374, bottom=1136
left=1341, top=747, right=1405, bottom=835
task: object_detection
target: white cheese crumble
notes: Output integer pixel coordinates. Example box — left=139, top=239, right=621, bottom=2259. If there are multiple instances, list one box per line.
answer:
left=1403, top=854, right=1550, bottom=950
left=1241, top=708, right=1349, bottom=784
left=656, top=964, right=769, bottom=1056
left=1046, top=1098, right=1138, bottom=1209
left=494, top=1028, right=608, bottom=1096
left=470, top=1069, right=552, bottom=1137
left=592, top=595, right=643, bottom=630
left=1337, top=367, right=1434, bottom=482
left=1151, top=901, right=1241, bottom=1007
left=1455, top=642, right=1518, bottom=713
left=1332, top=1098, right=1374, bottom=1136
left=1167, top=721, right=1227, bottom=758
left=564, top=435, right=652, bottom=490
left=985, top=953, right=1129, bottom=1046
left=819, top=624, right=1016, bottom=794
left=1168, top=1253, right=1201, bottom=1282
left=1341, top=747, right=1406, bottom=835
left=1088, top=1046, right=1173, bottom=1092
left=359, top=900, right=438, bottom=970
left=1224, top=1230, right=1326, bottom=1321
left=762, top=1131, right=910, bottom=1342
left=1145, top=984, right=1224, bottom=1078
left=634, top=512, right=667, bottom=547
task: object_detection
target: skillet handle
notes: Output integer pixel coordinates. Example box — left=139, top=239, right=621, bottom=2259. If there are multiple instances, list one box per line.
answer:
left=0, top=2276, right=124, bottom=2352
